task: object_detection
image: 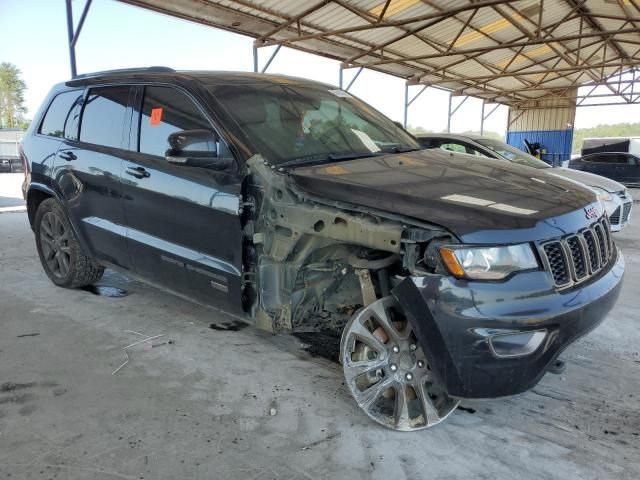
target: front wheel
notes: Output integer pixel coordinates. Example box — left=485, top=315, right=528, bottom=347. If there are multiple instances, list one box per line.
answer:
left=340, top=296, right=459, bottom=431
left=34, top=198, right=104, bottom=288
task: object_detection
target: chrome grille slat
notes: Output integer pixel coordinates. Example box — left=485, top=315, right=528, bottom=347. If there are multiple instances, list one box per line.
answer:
left=539, top=217, right=615, bottom=289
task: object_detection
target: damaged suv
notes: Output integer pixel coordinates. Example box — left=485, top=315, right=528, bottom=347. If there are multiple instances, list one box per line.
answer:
left=22, top=68, right=624, bottom=431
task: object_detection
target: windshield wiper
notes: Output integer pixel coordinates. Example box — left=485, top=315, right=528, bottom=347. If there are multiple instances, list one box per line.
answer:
left=380, top=146, right=421, bottom=154
left=279, top=151, right=384, bottom=168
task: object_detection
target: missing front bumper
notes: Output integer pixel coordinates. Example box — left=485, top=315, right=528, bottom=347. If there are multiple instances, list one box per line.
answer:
left=392, top=251, right=624, bottom=399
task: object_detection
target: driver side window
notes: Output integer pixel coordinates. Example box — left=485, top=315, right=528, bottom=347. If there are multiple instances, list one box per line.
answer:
left=138, top=86, right=215, bottom=157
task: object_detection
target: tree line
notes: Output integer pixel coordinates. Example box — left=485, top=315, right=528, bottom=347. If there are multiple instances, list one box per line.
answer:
left=0, top=62, right=29, bottom=129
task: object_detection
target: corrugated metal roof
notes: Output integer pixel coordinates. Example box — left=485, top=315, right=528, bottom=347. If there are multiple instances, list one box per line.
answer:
left=117, top=0, right=640, bottom=105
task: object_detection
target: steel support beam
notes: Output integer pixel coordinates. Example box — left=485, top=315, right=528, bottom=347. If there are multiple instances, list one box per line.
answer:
left=403, top=83, right=409, bottom=128
left=403, top=84, right=431, bottom=128
left=345, top=67, right=363, bottom=91
left=253, top=45, right=258, bottom=73
left=65, top=0, right=92, bottom=78
left=260, top=45, right=282, bottom=73
left=480, top=103, right=500, bottom=135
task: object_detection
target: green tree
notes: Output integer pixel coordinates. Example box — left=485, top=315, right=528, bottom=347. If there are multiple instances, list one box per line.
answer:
left=406, top=124, right=432, bottom=134
left=0, top=62, right=28, bottom=129
left=571, top=122, right=640, bottom=153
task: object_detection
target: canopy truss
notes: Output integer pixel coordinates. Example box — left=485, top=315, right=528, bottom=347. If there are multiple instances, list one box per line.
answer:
left=115, top=0, right=640, bottom=106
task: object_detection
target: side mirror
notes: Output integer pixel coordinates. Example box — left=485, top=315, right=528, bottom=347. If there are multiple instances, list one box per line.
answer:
left=165, top=129, right=232, bottom=169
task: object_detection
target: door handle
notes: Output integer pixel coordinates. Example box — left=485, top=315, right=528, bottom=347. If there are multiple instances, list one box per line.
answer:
left=125, top=166, right=150, bottom=179
left=58, top=151, right=77, bottom=161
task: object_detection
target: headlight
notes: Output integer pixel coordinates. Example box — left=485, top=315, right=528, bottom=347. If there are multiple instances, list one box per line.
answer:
left=591, top=187, right=613, bottom=202
left=439, top=244, right=539, bottom=280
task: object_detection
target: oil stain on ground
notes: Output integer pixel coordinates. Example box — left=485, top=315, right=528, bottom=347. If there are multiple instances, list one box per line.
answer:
left=292, top=331, right=342, bottom=363
left=209, top=321, right=249, bottom=332
left=81, top=285, right=128, bottom=297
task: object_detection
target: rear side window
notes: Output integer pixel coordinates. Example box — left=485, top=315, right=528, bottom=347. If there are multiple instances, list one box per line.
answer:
left=138, top=86, right=213, bottom=157
left=79, top=86, right=131, bottom=149
left=39, top=90, right=83, bottom=140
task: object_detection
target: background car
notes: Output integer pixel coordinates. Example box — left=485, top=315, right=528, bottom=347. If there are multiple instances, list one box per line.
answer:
left=417, top=133, right=633, bottom=232
left=569, top=152, right=640, bottom=188
left=0, top=158, right=11, bottom=173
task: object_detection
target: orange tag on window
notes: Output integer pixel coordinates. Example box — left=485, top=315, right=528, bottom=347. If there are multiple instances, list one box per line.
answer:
left=150, top=108, right=163, bottom=126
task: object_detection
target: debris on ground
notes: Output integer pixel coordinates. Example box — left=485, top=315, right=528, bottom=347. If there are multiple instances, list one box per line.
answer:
left=112, top=330, right=167, bottom=375
left=301, top=433, right=340, bottom=450
left=292, top=331, right=341, bottom=363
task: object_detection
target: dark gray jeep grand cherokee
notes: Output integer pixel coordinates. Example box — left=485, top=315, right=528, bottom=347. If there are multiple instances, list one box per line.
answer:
left=22, top=68, right=624, bottom=431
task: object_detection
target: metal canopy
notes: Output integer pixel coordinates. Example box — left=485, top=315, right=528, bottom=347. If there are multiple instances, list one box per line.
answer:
left=116, top=0, right=640, bottom=106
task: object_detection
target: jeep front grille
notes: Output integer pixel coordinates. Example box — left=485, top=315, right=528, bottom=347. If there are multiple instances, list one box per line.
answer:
left=540, top=216, right=615, bottom=289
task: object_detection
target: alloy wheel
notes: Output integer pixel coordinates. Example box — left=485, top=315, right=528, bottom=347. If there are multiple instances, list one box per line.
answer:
left=340, top=296, right=459, bottom=431
left=39, top=211, right=71, bottom=279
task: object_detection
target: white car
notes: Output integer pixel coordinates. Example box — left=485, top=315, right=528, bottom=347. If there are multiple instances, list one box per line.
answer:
left=417, top=134, right=633, bottom=232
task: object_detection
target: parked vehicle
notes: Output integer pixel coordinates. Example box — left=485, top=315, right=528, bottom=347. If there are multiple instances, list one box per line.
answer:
left=22, top=69, right=624, bottom=431
left=570, top=152, right=640, bottom=188
left=417, top=133, right=633, bottom=231
left=0, top=158, right=11, bottom=173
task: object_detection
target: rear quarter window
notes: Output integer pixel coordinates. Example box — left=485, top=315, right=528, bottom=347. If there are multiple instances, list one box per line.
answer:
left=39, top=90, right=84, bottom=140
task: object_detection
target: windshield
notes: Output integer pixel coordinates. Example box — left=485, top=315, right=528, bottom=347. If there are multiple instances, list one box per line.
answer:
left=208, top=83, right=420, bottom=166
left=475, top=138, right=551, bottom=169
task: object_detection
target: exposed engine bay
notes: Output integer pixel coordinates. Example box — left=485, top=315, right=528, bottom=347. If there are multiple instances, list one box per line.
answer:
left=240, top=155, right=456, bottom=334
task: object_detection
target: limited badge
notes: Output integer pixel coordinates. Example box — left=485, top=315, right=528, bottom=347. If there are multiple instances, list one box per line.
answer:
left=150, top=108, right=163, bottom=125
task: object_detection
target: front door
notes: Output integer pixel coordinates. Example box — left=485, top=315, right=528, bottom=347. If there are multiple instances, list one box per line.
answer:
left=122, top=85, right=244, bottom=311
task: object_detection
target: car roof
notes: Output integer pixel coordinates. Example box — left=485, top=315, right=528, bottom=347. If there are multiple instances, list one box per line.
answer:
left=63, top=67, right=334, bottom=89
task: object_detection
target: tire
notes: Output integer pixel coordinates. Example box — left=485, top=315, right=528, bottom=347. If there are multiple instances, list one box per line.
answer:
left=34, top=198, right=104, bottom=288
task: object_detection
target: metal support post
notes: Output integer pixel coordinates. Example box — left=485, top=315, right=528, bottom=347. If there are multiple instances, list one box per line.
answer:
left=253, top=45, right=258, bottom=73
left=446, top=93, right=452, bottom=133
left=65, top=0, right=93, bottom=78
left=403, top=83, right=409, bottom=128
left=65, top=0, right=77, bottom=78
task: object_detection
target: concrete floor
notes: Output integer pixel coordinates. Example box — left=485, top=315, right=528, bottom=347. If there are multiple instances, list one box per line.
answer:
left=0, top=174, right=639, bottom=480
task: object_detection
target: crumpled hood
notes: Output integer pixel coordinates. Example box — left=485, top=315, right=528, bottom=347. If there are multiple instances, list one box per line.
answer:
left=289, top=149, right=600, bottom=243
left=547, top=167, right=625, bottom=193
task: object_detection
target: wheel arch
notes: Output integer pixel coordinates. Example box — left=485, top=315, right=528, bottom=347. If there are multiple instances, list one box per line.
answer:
left=26, top=184, right=94, bottom=259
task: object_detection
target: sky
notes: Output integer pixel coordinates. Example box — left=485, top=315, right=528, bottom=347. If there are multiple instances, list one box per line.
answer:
left=2, top=0, right=640, bottom=135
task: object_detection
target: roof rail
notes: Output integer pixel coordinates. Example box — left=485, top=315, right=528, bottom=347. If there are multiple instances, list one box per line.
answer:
left=72, top=66, right=175, bottom=79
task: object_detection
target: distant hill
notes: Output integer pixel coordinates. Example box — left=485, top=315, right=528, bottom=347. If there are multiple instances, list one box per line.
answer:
left=572, top=123, right=640, bottom=153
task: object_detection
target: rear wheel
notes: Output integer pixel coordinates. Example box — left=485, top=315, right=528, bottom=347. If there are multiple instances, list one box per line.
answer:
left=340, top=296, right=459, bottom=431
left=34, top=198, right=104, bottom=288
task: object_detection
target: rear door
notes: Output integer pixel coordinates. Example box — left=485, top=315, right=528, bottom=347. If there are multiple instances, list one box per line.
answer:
left=54, top=85, right=133, bottom=268
left=122, top=84, right=243, bottom=311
